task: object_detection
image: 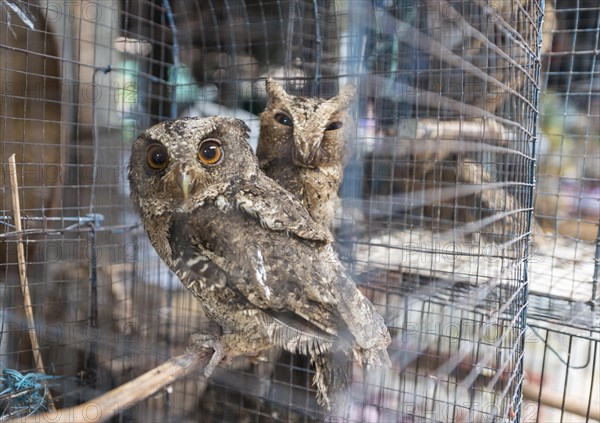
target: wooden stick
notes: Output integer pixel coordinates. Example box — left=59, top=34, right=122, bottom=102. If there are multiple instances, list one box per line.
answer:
left=7, top=154, right=56, bottom=412
left=12, top=348, right=211, bottom=423
left=522, top=379, right=600, bottom=421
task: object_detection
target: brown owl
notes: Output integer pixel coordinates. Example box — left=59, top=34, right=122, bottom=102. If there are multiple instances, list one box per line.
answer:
left=128, top=116, right=390, bottom=407
left=257, top=79, right=357, bottom=234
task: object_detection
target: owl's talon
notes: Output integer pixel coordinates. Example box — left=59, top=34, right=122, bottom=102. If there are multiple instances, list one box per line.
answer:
left=187, top=332, right=226, bottom=377
left=204, top=346, right=225, bottom=377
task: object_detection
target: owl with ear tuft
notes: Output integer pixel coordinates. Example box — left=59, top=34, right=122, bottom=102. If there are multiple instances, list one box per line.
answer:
left=257, top=79, right=357, bottom=234
left=128, top=116, right=390, bottom=408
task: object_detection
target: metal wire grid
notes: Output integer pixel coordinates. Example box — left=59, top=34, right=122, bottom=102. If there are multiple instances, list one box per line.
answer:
left=0, top=0, right=548, bottom=421
left=534, top=0, right=599, bottom=316
left=0, top=0, right=156, bottom=415
left=522, top=0, right=600, bottom=421
left=343, top=1, right=541, bottom=418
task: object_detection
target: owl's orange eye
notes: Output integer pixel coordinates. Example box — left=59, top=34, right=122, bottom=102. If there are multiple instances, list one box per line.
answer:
left=326, top=121, right=343, bottom=131
left=198, top=139, right=223, bottom=165
left=275, top=113, right=293, bottom=127
left=146, top=144, right=169, bottom=170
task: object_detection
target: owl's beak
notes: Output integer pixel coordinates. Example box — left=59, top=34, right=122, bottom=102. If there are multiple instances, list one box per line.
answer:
left=176, top=171, right=191, bottom=200
left=293, top=136, right=320, bottom=168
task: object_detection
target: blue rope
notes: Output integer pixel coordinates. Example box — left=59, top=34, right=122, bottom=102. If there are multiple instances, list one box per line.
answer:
left=0, top=368, right=59, bottom=417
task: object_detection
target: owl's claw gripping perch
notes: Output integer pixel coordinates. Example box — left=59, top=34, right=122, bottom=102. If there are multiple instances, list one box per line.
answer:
left=188, top=333, right=225, bottom=377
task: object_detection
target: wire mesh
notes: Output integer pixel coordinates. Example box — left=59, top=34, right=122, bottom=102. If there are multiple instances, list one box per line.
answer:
left=1, top=1, right=595, bottom=422
left=523, top=1, right=600, bottom=421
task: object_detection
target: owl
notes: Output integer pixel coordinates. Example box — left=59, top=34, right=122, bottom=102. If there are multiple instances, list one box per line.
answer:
left=257, top=79, right=357, bottom=234
left=128, top=116, right=390, bottom=407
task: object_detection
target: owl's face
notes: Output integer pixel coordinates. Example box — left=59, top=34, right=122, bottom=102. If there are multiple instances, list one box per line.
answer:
left=128, top=116, right=254, bottom=213
left=258, top=79, right=356, bottom=168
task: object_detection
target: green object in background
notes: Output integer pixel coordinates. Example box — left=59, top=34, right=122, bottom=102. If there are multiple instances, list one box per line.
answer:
left=115, top=60, right=140, bottom=107
left=168, top=65, right=202, bottom=104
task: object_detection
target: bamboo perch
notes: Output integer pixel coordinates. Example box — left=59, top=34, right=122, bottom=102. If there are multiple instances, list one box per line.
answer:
left=522, top=379, right=600, bottom=422
left=12, top=347, right=211, bottom=423
left=7, top=154, right=56, bottom=412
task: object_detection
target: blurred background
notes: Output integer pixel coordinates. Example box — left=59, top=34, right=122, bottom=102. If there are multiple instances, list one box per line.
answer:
left=0, top=1, right=598, bottom=421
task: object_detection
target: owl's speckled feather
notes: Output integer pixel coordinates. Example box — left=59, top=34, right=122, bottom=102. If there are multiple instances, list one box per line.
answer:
left=257, top=79, right=356, bottom=234
left=128, top=116, right=390, bottom=407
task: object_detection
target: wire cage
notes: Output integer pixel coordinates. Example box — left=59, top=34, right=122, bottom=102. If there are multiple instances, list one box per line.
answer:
left=0, top=0, right=597, bottom=422
left=522, top=1, right=600, bottom=422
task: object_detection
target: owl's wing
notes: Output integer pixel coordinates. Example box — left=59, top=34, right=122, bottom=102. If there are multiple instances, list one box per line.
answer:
left=233, top=176, right=332, bottom=243
left=169, top=199, right=342, bottom=335
left=258, top=157, right=306, bottom=199
left=170, top=190, right=389, bottom=363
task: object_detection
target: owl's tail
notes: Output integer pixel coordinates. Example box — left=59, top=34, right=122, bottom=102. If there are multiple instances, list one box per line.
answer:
left=312, top=349, right=351, bottom=410
left=335, top=265, right=392, bottom=367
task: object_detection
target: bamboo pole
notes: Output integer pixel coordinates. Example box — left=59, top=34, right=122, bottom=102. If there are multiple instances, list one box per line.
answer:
left=7, top=154, right=56, bottom=412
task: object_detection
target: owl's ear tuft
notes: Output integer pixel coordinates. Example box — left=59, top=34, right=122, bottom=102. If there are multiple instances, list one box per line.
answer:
left=266, top=78, right=289, bottom=102
left=333, top=84, right=357, bottom=110
left=234, top=118, right=251, bottom=136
